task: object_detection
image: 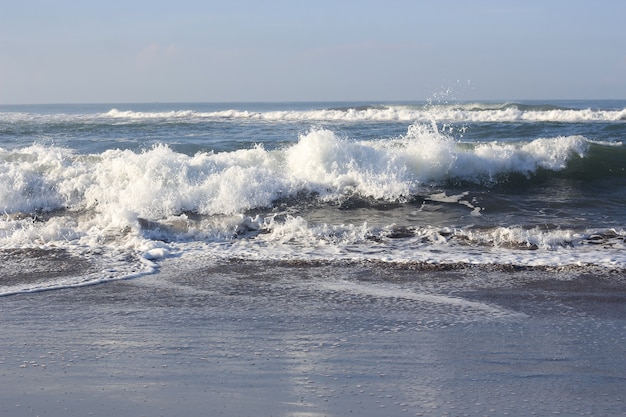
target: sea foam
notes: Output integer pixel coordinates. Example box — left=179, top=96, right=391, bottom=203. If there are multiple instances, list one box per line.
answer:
left=0, top=124, right=593, bottom=220
left=0, top=122, right=610, bottom=268
left=98, top=106, right=626, bottom=123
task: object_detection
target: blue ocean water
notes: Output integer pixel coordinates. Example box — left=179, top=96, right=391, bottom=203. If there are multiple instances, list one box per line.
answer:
left=1, top=100, right=626, bottom=294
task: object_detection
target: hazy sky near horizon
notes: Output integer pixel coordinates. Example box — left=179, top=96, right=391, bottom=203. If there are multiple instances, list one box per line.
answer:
left=1, top=0, right=625, bottom=104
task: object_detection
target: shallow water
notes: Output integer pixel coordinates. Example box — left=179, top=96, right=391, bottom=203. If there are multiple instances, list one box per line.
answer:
left=1, top=261, right=625, bottom=416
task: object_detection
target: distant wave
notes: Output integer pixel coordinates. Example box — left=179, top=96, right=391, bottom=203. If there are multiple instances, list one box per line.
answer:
left=3, top=104, right=626, bottom=125
left=458, top=102, right=574, bottom=112
left=101, top=105, right=626, bottom=123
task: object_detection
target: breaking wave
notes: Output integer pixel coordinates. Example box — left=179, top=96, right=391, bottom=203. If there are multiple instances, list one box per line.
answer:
left=2, top=103, right=626, bottom=125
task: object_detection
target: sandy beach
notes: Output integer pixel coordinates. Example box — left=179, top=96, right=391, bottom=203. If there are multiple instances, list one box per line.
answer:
left=1, top=260, right=625, bottom=417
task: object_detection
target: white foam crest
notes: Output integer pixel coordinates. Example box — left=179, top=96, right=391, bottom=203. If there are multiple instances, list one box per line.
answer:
left=101, top=107, right=422, bottom=122
left=417, top=107, right=626, bottom=123
left=176, top=220, right=626, bottom=269
left=36, top=143, right=287, bottom=219
left=0, top=215, right=79, bottom=247
left=103, top=109, right=195, bottom=119
left=251, top=216, right=625, bottom=254
left=457, top=135, right=589, bottom=179
left=3, top=104, right=626, bottom=125
left=0, top=127, right=591, bottom=222
left=372, top=125, right=590, bottom=183
left=280, top=125, right=585, bottom=200
left=257, top=215, right=371, bottom=246
left=521, top=108, right=626, bottom=122
left=259, top=107, right=422, bottom=121
left=463, top=226, right=582, bottom=250
left=285, top=129, right=415, bottom=200
left=0, top=144, right=281, bottom=257
left=98, top=106, right=626, bottom=123
left=0, top=145, right=77, bottom=213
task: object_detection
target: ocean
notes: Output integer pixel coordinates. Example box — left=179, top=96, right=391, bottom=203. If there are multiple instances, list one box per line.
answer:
left=1, top=100, right=626, bottom=295
left=2, top=100, right=626, bottom=416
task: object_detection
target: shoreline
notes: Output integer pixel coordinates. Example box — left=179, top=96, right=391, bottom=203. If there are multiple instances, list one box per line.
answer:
left=3, top=247, right=625, bottom=298
left=1, top=261, right=625, bottom=416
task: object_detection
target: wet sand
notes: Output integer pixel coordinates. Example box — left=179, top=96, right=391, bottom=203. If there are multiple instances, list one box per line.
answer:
left=1, top=261, right=625, bottom=416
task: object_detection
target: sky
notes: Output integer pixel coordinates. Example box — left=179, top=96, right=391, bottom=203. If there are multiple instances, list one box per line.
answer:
left=1, top=0, right=625, bottom=104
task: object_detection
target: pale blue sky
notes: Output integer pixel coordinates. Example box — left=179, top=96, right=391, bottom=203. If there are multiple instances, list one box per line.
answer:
left=1, top=0, right=625, bottom=104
